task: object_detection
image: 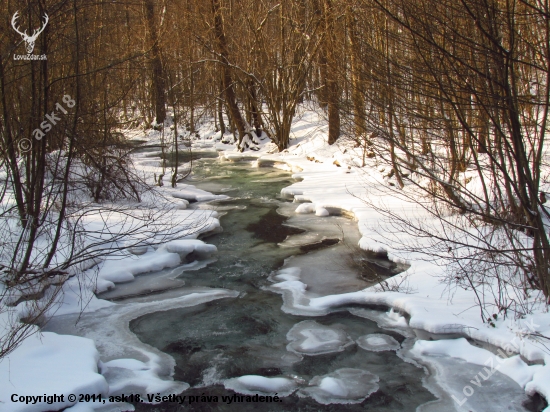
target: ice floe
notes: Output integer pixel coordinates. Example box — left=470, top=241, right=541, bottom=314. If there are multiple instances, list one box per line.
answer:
left=356, top=333, right=400, bottom=352
left=223, top=375, right=297, bottom=396
left=297, top=368, right=379, bottom=404
left=286, top=320, right=353, bottom=355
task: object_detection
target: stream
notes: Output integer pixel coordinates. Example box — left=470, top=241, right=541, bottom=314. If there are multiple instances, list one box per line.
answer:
left=44, top=150, right=537, bottom=411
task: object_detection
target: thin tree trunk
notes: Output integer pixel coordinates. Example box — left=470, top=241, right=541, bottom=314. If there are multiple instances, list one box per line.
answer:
left=145, top=0, right=166, bottom=126
left=324, top=0, right=340, bottom=145
left=211, top=0, right=247, bottom=148
left=347, top=10, right=366, bottom=142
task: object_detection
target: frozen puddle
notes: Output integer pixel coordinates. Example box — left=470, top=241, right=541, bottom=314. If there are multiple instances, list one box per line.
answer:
left=286, top=320, right=354, bottom=356
left=298, top=368, right=379, bottom=404
left=357, top=333, right=400, bottom=352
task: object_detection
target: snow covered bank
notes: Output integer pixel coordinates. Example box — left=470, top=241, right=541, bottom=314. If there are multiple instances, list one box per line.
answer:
left=0, top=129, right=228, bottom=410
left=3, top=107, right=549, bottom=411
left=216, top=109, right=550, bottom=410
left=0, top=332, right=107, bottom=412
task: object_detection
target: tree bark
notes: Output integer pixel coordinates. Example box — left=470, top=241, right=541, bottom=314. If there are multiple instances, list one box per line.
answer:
left=211, top=0, right=247, bottom=149
left=145, top=0, right=166, bottom=126
left=324, top=0, right=340, bottom=145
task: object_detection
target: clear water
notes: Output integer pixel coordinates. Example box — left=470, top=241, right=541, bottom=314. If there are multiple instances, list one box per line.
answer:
left=127, top=157, right=437, bottom=410
left=143, top=150, right=219, bottom=168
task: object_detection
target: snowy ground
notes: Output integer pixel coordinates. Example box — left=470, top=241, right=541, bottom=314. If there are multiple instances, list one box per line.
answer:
left=216, top=109, right=550, bottom=411
left=1, top=108, right=549, bottom=411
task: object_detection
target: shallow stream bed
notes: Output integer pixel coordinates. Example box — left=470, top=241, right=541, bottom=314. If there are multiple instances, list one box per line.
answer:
left=128, top=157, right=436, bottom=411
left=45, top=151, right=537, bottom=411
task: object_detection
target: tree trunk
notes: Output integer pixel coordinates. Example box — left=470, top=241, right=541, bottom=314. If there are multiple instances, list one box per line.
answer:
left=211, top=0, right=247, bottom=149
left=145, top=0, right=166, bottom=126
left=347, top=10, right=366, bottom=142
left=324, top=0, right=340, bottom=145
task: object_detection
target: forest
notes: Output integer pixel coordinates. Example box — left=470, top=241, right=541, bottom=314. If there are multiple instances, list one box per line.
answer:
left=1, top=0, right=550, bottom=364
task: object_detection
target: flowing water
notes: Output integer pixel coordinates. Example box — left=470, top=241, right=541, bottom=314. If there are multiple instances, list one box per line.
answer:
left=44, top=150, right=537, bottom=412
left=127, top=156, right=436, bottom=411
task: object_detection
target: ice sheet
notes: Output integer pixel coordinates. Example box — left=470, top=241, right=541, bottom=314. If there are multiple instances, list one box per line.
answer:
left=43, top=289, right=239, bottom=399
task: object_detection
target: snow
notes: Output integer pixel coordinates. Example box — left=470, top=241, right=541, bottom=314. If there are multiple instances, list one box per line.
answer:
left=228, top=110, right=550, bottom=407
left=74, top=238, right=218, bottom=295
left=223, top=375, right=297, bottom=396
left=163, top=239, right=217, bottom=258
left=315, top=207, right=329, bottom=217
left=0, top=124, right=230, bottom=411
left=411, top=338, right=542, bottom=388
left=169, top=186, right=228, bottom=203
left=295, top=203, right=315, bottom=214
left=0, top=332, right=108, bottom=411
left=319, top=377, right=349, bottom=396
left=216, top=109, right=550, bottom=408
left=294, top=202, right=329, bottom=216
left=3, top=107, right=550, bottom=410
left=349, top=308, right=410, bottom=331
left=526, top=366, right=550, bottom=405
left=410, top=344, right=536, bottom=412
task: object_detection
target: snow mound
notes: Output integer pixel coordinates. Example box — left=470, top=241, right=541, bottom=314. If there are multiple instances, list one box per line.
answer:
left=162, top=239, right=217, bottom=258
left=356, top=334, right=400, bottom=352
left=175, top=199, right=188, bottom=210
left=0, top=332, right=108, bottom=412
left=295, top=203, right=315, bottom=214
left=525, top=365, right=550, bottom=403
left=96, top=239, right=217, bottom=285
left=170, top=186, right=228, bottom=202
left=315, top=207, right=329, bottom=217
left=297, top=368, right=379, bottom=404
left=224, top=375, right=297, bottom=396
left=102, top=357, right=189, bottom=396
left=294, top=203, right=329, bottom=217
left=286, top=320, right=353, bottom=355
left=96, top=249, right=182, bottom=284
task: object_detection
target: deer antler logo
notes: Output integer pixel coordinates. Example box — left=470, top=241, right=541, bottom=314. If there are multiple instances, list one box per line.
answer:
left=11, top=11, right=49, bottom=54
